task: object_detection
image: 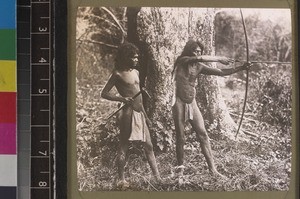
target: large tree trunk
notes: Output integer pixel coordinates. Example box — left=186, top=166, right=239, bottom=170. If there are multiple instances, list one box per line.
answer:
left=127, top=8, right=238, bottom=150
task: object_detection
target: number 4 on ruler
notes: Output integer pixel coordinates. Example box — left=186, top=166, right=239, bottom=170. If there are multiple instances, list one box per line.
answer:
left=39, top=57, right=47, bottom=63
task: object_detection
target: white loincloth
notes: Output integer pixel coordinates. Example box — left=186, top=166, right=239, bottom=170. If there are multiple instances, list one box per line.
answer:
left=173, top=96, right=194, bottom=122
left=184, top=102, right=193, bottom=122
left=128, top=110, right=148, bottom=142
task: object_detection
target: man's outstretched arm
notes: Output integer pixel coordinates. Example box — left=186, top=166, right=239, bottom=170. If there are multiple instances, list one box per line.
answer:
left=200, top=62, right=249, bottom=76
left=178, top=55, right=233, bottom=66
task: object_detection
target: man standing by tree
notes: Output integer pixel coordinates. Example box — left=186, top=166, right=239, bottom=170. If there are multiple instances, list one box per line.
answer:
left=101, top=42, right=161, bottom=187
left=172, top=39, right=250, bottom=178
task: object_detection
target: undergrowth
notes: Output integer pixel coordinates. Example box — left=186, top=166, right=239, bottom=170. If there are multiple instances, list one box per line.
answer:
left=76, top=77, right=291, bottom=191
left=75, top=7, right=292, bottom=192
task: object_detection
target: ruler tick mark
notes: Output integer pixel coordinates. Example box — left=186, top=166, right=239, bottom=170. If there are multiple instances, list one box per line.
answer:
left=31, top=156, right=50, bottom=158
left=31, top=187, right=50, bottom=189
left=32, top=1, right=50, bottom=3
left=31, top=63, right=49, bottom=65
left=18, top=5, right=31, bottom=8
left=31, top=94, right=50, bottom=96
left=31, top=125, right=50, bottom=127
left=31, top=32, right=50, bottom=35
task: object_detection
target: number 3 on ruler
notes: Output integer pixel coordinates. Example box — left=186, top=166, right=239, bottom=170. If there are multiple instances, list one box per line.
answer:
left=39, top=27, right=47, bottom=32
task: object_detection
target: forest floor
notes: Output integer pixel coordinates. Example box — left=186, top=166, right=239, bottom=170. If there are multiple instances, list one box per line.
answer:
left=76, top=79, right=292, bottom=192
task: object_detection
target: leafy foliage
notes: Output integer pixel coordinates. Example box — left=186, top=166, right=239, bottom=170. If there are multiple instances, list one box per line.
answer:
left=215, top=10, right=292, bottom=130
left=250, top=66, right=292, bottom=129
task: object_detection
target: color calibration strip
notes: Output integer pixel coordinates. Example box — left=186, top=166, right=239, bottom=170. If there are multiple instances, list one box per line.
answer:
left=0, top=0, right=17, bottom=199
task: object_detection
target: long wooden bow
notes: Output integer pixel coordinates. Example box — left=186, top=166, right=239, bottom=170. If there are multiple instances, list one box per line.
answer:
left=235, top=9, right=249, bottom=138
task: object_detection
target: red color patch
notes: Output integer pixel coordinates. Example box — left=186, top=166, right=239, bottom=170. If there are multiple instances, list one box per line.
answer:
left=0, top=92, right=16, bottom=123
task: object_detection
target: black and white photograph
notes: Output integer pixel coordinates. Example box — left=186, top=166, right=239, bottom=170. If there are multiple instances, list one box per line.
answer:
left=75, top=7, right=292, bottom=192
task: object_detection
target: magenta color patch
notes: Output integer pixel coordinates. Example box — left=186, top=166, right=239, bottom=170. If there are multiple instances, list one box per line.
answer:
left=0, top=123, right=16, bottom=154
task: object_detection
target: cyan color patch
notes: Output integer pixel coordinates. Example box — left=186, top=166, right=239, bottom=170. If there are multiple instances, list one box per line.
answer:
left=0, top=0, right=16, bottom=29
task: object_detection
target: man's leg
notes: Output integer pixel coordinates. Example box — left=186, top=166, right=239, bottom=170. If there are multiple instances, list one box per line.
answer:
left=117, top=141, right=129, bottom=182
left=143, top=128, right=161, bottom=181
left=189, top=102, right=225, bottom=178
left=172, top=99, right=186, bottom=167
left=117, top=107, right=132, bottom=183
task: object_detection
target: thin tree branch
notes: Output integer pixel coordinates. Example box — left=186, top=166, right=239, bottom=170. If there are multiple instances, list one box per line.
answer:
left=100, top=7, right=126, bottom=43
left=77, top=39, right=118, bottom=49
left=89, top=14, right=120, bottom=30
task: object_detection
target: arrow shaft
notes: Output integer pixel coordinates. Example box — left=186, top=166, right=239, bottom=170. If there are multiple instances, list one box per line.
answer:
left=235, top=60, right=291, bottom=64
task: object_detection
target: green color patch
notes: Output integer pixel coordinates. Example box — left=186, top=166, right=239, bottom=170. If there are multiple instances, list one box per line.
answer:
left=0, top=29, right=16, bottom=60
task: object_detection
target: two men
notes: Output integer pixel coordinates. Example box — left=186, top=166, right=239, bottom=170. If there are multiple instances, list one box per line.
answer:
left=102, top=40, right=249, bottom=184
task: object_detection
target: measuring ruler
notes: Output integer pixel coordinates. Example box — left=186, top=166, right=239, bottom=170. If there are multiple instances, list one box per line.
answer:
left=30, top=0, right=53, bottom=198
left=17, top=0, right=54, bottom=198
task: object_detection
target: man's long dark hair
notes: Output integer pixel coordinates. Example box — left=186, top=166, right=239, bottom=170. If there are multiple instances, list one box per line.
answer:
left=179, top=39, right=204, bottom=58
left=115, top=42, right=139, bottom=70
left=172, top=39, right=204, bottom=75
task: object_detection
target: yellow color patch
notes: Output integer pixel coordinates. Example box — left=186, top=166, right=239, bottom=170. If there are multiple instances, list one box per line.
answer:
left=0, top=61, right=16, bottom=92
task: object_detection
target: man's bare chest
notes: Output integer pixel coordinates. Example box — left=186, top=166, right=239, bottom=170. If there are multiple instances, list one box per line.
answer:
left=117, top=70, right=140, bottom=86
left=177, top=63, right=200, bottom=83
left=188, top=63, right=199, bottom=77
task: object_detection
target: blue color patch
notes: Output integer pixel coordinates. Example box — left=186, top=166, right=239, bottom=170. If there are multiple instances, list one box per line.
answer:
left=0, top=0, right=16, bottom=28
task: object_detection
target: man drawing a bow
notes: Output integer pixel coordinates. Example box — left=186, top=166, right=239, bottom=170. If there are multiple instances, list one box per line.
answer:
left=172, top=39, right=251, bottom=178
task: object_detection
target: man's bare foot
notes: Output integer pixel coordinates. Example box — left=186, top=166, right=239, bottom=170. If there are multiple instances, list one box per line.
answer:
left=154, top=176, right=163, bottom=184
left=210, top=170, right=228, bottom=180
left=116, top=180, right=130, bottom=189
left=176, top=165, right=185, bottom=177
